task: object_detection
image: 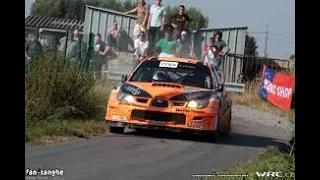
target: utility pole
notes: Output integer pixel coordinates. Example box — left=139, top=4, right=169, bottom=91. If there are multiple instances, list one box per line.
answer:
left=264, top=25, right=269, bottom=58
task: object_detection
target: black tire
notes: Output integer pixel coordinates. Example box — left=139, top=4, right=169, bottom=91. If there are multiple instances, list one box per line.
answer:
left=220, top=110, right=232, bottom=137
left=109, top=126, right=125, bottom=134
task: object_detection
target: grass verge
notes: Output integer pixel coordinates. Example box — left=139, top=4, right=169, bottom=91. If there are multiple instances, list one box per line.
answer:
left=230, top=80, right=295, bottom=123
left=25, top=54, right=121, bottom=146
left=25, top=119, right=107, bottom=147
left=207, top=147, right=295, bottom=180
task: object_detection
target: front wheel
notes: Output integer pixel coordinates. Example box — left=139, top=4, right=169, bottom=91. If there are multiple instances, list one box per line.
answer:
left=109, top=126, right=125, bottom=134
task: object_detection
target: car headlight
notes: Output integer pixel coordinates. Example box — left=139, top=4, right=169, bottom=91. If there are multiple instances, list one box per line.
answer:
left=117, top=91, right=135, bottom=103
left=187, top=99, right=209, bottom=109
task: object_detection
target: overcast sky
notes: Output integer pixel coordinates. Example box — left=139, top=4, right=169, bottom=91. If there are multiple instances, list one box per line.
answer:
left=25, top=0, right=295, bottom=58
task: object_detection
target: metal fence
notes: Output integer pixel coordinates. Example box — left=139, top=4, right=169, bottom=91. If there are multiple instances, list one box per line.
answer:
left=83, top=5, right=249, bottom=81
left=83, top=5, right=136, bottom=53
left=226, top=53, right=294, bottom=82
left=191, top=27, right=247, bottom=84
left=25, top=28, right=94, bottom=75
left=81, top=5, right=295, bottom=92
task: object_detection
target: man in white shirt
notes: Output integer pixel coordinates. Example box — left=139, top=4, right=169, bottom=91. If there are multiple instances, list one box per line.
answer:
left=147, top=0, right=166, bottom=52
left=38, top=29, right=49, bottom=49
left=133, top=31, right=149, bottom=69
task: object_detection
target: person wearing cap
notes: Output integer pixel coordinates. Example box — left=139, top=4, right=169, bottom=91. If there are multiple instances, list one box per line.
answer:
left=177, top=31, right=194, bottom=58
left=125, top=0, right=150, bottom=39
left=171, top=5, right=190, bottom=40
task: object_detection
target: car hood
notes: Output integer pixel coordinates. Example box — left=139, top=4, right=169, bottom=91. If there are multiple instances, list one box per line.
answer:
left=123, top=82, right=220, bottom=100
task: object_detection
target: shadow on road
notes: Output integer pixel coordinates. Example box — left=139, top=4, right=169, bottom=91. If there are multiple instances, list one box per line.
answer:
left=121, top=129, right=286, bottom=148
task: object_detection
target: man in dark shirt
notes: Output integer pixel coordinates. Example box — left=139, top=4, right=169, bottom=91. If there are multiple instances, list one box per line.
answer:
left=94, top=33, right=110, bottom=79
left=213, top=31, right=230, bottom=69
left=171, top=5, right=190, bottom=40
left=25, top=33, right=42, bottom=62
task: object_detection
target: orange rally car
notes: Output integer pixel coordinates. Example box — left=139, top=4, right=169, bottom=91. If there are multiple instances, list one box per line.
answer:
left=105, top=57, right=232, bottom=141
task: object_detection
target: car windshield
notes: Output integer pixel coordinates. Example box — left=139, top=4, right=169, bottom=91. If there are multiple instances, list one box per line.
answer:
left=129, top=59, right=216, bottom=89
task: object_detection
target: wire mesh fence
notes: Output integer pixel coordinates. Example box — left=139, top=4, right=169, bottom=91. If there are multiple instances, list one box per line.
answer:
left=225, top=53, right=295, bottom=84
left=25, top=28, right=98, bottom=77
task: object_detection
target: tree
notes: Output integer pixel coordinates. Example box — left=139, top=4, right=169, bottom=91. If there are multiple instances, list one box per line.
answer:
left=165, top=6, right=208, bottom=29
left=30, top=0, right=136, bottom=20
left=244, top=35, right=259, bottom=56
left=289, top=54, right=295, bottom=60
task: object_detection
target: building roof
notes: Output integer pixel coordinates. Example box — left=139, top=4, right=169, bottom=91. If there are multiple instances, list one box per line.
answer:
left=25, top=16, right=84, bottom=31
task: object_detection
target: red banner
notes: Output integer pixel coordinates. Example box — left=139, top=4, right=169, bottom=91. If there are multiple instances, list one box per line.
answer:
left=259, top=65, right=295, bottom=110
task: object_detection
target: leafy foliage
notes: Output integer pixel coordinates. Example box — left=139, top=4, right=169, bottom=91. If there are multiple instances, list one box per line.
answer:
left=31, top=0, right=137, bottom=20
left=245, top=35, right=259, bottom=56
left=25, top=55, right=106, bottom=121
left=30, top=0, right=208, bottom=30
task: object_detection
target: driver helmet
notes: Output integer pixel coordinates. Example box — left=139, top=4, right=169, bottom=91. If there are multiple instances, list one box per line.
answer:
left=152, top=71, right=169, bottom=81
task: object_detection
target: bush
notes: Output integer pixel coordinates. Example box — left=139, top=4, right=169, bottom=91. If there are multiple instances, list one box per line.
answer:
left=25, top=55, right=105, bottom=121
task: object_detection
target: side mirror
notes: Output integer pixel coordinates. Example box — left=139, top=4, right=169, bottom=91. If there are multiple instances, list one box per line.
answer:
left=121, top=74, right=128, bottom=83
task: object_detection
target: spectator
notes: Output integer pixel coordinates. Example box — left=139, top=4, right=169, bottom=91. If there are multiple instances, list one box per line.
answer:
left=38, top=29, right=49, bottom=49
left=133, top=31, right=149, bottom=69
left=155, top=30, right=179, bottom=57
left=177, top=31, right=194, bottom=58
left=94, top=33, right=110, bottom=78
left=125, top=0, right=150, bottom=39
left=147, top=0, right=166, bottom=50
left=25, top=33, right=42, bottom=61
left=213, top=31, right=230, bottom=69
left=107, top=21, right=120, bottom=50
left=58, top=30, right=73, bottom=53
left=73, top=29, right=80, bottom=41
left=203, top=37, right=219, bottom=68
left=171, top=5, right=190, bottom=40
left=58, top=30, right=78, bottom=61
left=213, top=31, right=228, bottom=52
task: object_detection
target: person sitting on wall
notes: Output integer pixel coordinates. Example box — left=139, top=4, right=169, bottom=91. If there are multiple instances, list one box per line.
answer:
left=133, top=31, right=149, bottom=69
left=107, top=21, right=120, bottom=50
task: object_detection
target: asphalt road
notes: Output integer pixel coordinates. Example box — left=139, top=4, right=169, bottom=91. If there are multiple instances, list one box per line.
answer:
left=25, top=106, right=292, bottom=180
